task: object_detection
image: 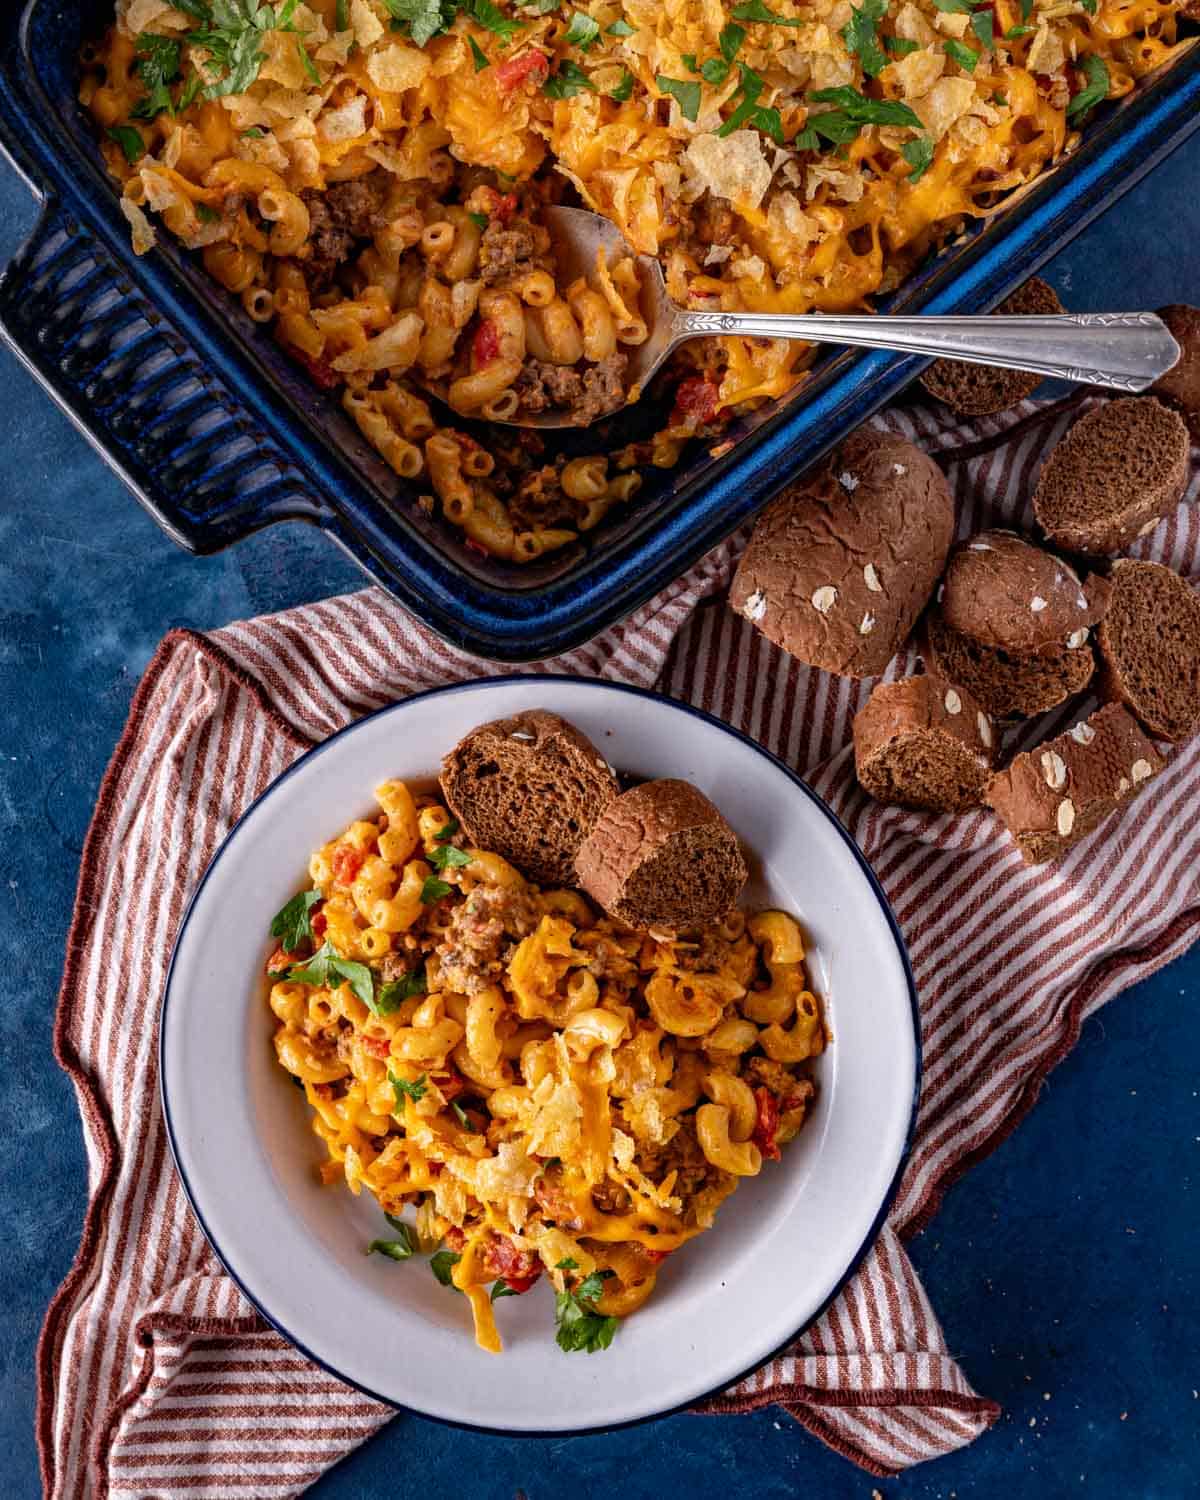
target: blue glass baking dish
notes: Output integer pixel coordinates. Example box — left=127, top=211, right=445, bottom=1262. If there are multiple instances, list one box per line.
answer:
left=0, top=4, right=1197, bottom=661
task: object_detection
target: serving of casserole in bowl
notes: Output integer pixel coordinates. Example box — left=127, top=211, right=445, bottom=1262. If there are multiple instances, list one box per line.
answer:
left=0, top=1, right=1197, bottom=657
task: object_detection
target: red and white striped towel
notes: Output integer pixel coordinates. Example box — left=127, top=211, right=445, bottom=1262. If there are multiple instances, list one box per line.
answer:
left=38, top=396, right=1200, bottom=1498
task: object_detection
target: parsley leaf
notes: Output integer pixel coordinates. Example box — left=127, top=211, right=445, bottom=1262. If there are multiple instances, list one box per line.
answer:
left=717, top=64, right=783, bottom=143
left=130, top=34, right=182, bottom=120
left=681, top=52, right=698, bottom=72
left=931, top=0, right=976, bottom=12
left=336, top=0, right=350, bottom=27
left=283, top=942, right=376, bottom=1013
left=271, top=890, right=322, bottom=952
left=451, top=1101, right=477, bottom=1132
left=186, top=1, right=303, bottom=100
left=841, top=0, right=888, bottom=78
left=1004, top=24, right=1034, bottom=37
left=901, top=134, right=935, bottom=183
left=368, top=1223, right=417, bottom=1260
left=563, top=11, right=601, bottom=49
left=434, top=817, right=460, bottom=842
left=1080, top=0, right=1098, bottom=12
left=428, top=843, right=473, bottom=871
left=470, top=0, right=524, bottom=40
left=885, top=35, right=919, bottom=56
left=420, top=875, right=454, bottom=904
left=731, top=0, right=805, bottom=25
left=719, top=22, right=746, bottom=60
left=1067, top=52, right=1109, bottom=120
left=430, top=1248, right=461, bottom=1286
left=657, top=74, right=701, bottom=121
left=469, top=33, right=490, bottom=69
left=196, top=202, right=220, bottom=223
left=491, top=1279, right=520, bottom=1299
left=468, top=210, right=490, bottom=229
left=808, top=86, right=922, bottom=129
left=297, top=37, right=320, bottom=82
left=523, top=0, right=561, bottom=10
left=1021, top=0, right=1033, bottom=18
left=555, top=1256, right=579, bottom=1269
left=606, top=17, right=635, bottom=34
left=376, top=967, right=428, bottom=1014
left=944, top=37, right=979, bottom=70
left=389, top=1069, right=428, bottom=1106
left=241, top=124, right=266, bottom=137
left=608, top=67, right=635, bottom=100
left=554, top=1268, right=618, bottom=1353
left=381, top=0, right=457, bottom=48
left=543, top=59, right=596, bottom=96
left=700, top=57, right=730, bottom=84
left=969, top=6, right=994, bottom=52
left=106, top=125, right=145, bottom=163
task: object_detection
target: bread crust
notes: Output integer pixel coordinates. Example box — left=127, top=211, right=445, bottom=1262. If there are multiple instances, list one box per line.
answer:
left=439, top=709, right=618, bottom=884
left=920, top=277, right=1064, bottom=416
left=940, top=530, right=1107, bottom=655
left=853, top=675, right=996, bottom=812
left=1096, top=559, right=1200, bottom=742
left=574, top=778, right=747, bottom=933
left=985, top=704, right=1163, bottom=863
left=1152, top=304, right=1200, bottom=440
left=730, top=428, right=954, bottom=679
left=1032, top=396, right=1191, bottom=556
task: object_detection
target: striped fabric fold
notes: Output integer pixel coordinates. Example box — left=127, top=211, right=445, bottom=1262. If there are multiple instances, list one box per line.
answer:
left=39, top=397, right=1200, bottom=1498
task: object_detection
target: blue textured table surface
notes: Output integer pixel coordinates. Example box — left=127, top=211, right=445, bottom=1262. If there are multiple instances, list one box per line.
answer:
left=3, top=143, right=1199, bottom=1500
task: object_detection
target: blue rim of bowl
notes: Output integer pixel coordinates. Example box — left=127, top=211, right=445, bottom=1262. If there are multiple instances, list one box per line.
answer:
left=159, top=674, right=922, bottom=1438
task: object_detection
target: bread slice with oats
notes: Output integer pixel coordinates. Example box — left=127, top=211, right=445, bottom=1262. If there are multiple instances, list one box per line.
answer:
left=1096, top=559, right=1200, bottom=741
left=985, top=704, right=1163, bottom=864
left=440, top=710, right=619, bottom=885
left=920, top=277, right=1065, bottom=417
left=853, top=676, right=997, bottom=813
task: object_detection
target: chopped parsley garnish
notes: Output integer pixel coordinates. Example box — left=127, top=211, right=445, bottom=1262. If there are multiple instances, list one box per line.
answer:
left=1080, top=0, right=1098, bottom=13
left=841, top=0, right=888, bottom=78
left=131, top=34, right=182, bottom=119
left=471, top=0, right=525, bottom=40
left=681, top=52, right=698, bottom=72
left=608, top=67, right=635, bottom=100
left=106, top=125, right=145, bottom=163
left=931, top=0, right=976, bottom=12
left=717, top=64, right=783, bottom=143
left=368, top=1222, right=417, bottom=1260
left=543, top=59, right=597, bottom=96
left=1004, top=24, right=1034, bottom=37
left=969, top=7, right=994, bottom=52
left=377, top=967, right=428, bottom=1014
left=555, top=1256, right=579, bottom=1269
left=180, top=1, right=304, bottom=101
left=606, top=17, right=635, bottom=35
left=296, top=37, right=321, bottom=82
left=429, top=842, right=473, bottom=871
left=270, top=890, right=322, bottom=952
left=468, top=210, right=490, bottom=229
left=563, top=11, right=601, bottom=49
left=469, top=33, right=490, bottom=69
left=430, top=1248, right=462, bottom=1286
left=433, top=817, right=460, bottom=842
left=731, top=0, right=805, bottom=25
left=944, top=37, right=979, bottom=70
left=196, top=202, right=220, bottom=223
left=885, top=35, right=919, bottom=56
left=522, top=0, right=561, bottom=10
left=420, top=875, right=455, bottom=904
left=283, top=942, right=376, bottom=1012
left=800, top=86, right=920, bottom=148
left=1067, top=53, right=1109, bottom=120
left=241, top=125, right=267, bottom=137
left=1021, top=0, right=1033, bottom=18
left=699, top=23, right=744, bottom=85
left=491, top=1279, right=521, bottom=1299
left=656, top=75, right=701, bottom=121
left=336, top=0, right=350, bottom=28
left=555, top=1268, right=618, bottom=1353
left=389, top=1069, right=428, bottom=1106
left=451, top=1101, right=477, bottom=1132
left=381, top=0, right=459, bottom=47
left=901, top=135, right=935, bottom=183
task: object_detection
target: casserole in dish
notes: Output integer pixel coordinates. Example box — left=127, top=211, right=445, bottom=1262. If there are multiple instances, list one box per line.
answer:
left=0, top=1, right=1196, bottom=659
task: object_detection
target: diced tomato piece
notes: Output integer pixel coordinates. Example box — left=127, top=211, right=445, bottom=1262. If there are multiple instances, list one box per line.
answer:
left=464, top=537, right=491, bottom=558
left=497, top=1273, right=539, bottom=1294
left=643, top=1248, right=672, bottom=1265
left=473, top=318, right=502, bottom=369
left=781, top=1091, right=807, bottom=1114
left=671, top=376, right=720, bottom=427
left=431, top=1070, right=466, bottom=1102
left=495, top=50, right=549, bottom=91
left=445, top=1226, right=467, bottom=1251
left=362, top=1034, right=392, bottom=1060
left=480, top=1233, right=541, bottom=1285
left=312, top=910, right=328, bottom=937
left=752, top=1086, right=782, bottom=1162
left=266, top=945, right=292, bottom=974
left=332, top=845, right=364, bottom=886
left=290, top=347, right=340, bottom=390
left=493, top=191, right=518, bottom=225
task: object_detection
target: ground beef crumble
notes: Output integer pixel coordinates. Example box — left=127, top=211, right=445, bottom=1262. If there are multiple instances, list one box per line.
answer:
left=300, top=172, right=391, bottom=288
left=513, top=353, right=628, bottom=424
left=434, top=882, right=540, bottom=994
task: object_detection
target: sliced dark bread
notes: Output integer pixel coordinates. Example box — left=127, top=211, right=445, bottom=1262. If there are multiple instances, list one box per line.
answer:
left=985, top=704, right=1163, bottom=864
left=1032, top=396, right=1191, bottom=555
left=922, top=608, right=1094, bottom=720
left=853, top=676, right=996, bottom=812
left=1152, top=304, right=1200, bottom=440
left=941, top=529, right=1107, bottom=655
left=574, top=779, right=747, bottom=934
left=440, top=710, right=618, bottom=884
left=920, top=277, right=1065, bottom=416
left=1096, top=559, right=1200, bottom=741
left=730, top=427, right=954, bottom=679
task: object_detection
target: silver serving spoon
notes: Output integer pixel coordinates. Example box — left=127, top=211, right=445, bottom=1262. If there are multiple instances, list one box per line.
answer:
left=464, top=205, right=1181, bottom=430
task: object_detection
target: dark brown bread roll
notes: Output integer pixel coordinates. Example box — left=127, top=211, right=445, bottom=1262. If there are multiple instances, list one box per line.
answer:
left=985, top=704, right=1163, bottom=863
left=574, top=779, right=747, bottom=934
left=853, top=676, right=996, bottom=813
left=1032, top=397, right=1191, bottom=555
left=919, top=277, right=1065, bottom=416
left=440, top=710, right=618, bottom=885
left=922, top=609, right=1095, bottom=720
left=1096, top=559, right=1200, bottom=742
left=1151, top=304, right=1200, bottom=440
left=940, top=530, right=1107, bottom=655
left=730, top=428, right=955, bottom=679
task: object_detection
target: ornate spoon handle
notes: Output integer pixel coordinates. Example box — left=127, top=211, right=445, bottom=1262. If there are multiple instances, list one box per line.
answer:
left=670, top=311, right=1180, bottom=393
